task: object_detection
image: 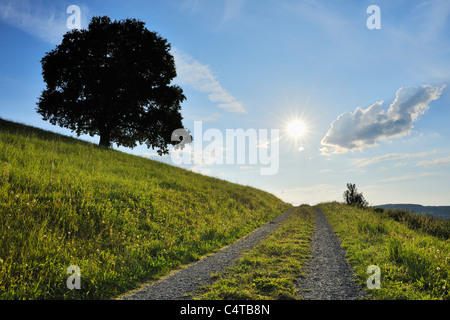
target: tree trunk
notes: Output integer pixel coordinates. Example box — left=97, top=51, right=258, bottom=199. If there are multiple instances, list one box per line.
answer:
left=99, top=128, right=112, bottom=148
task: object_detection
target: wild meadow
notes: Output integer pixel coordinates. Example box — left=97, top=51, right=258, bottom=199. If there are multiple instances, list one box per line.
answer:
left=0, top=119, right=291, bottom=299
left=319, top=202, right=450, bottom=299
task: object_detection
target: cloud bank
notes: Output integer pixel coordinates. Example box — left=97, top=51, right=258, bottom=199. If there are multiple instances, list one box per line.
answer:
left=321, top=85, right=445, bottom=154
left=172, top=48, right=246, bottom=114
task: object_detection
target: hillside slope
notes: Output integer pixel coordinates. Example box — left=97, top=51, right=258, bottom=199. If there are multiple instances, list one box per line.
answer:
left=0, top=118, right=291, bottom=299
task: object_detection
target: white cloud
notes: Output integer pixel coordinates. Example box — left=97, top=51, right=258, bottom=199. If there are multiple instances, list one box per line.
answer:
left=394, top=162, right=408, bottom=167
left=380, top=172, right=436, bottom=183
left=172, top=47, right=246, bottom=114
left=380, top=175, right=415, bottom=183
left=354, top=151, right=436, bottom=168
left=416, top=155, right=450, bottom=167
left=321, top=85, right=445, bottom=154
left=0, top=0, right=90, bottom=44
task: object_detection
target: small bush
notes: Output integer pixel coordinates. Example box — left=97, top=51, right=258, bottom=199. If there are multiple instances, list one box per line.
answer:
left=343, top=183, right=368, bottom=208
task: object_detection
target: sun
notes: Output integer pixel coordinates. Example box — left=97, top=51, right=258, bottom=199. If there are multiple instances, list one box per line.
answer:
left=287, top=120, right=307, bottom=138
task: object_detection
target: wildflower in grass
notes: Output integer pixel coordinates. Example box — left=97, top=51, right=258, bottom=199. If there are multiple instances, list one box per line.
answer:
left=436, top=267, right=440, bottom=271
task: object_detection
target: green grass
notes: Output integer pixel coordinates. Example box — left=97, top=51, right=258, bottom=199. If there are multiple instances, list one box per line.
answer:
left=318, top=202, right=450, bottom=300
left=0, top=118, right=291, bottom=299
left=379, top=207, right=450, bottom=240
left=193, top=205, right=315, bottom=300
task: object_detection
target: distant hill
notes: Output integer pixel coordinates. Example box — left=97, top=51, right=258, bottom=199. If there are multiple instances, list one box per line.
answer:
left=376, top=204, right=450, bottom=219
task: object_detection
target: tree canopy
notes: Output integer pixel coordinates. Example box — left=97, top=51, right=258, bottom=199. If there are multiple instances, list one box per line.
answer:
left=37, top=16, right=186, bottom=154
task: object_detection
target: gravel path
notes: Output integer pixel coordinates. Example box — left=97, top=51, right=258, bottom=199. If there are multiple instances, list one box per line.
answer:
left=120, top=207, right=296, bottom=300
left=296, top=207, right=367, bottom=300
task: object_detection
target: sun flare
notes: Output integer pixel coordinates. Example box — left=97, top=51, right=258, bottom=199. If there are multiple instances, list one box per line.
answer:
left=287, top=120, right=307, bottom=138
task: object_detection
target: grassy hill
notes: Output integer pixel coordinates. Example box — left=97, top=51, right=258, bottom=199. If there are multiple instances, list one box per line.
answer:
left=0, top=118, right=291, bottom=299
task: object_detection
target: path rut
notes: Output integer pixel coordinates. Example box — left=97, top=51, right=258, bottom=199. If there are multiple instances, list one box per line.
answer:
left=296, top=207, right=367, bottom=300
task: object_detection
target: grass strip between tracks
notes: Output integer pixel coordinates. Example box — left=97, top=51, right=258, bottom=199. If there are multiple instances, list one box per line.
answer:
left=192, top=205, right=315, bottom=300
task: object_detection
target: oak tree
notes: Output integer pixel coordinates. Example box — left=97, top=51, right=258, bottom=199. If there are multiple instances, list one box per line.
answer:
left=37, top=16, right=186, bottom=154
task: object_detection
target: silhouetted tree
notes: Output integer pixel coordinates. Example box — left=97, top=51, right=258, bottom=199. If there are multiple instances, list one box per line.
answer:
left=343, top=183, right=368, bottom=208
left=37, top=16, right=186, bottom=154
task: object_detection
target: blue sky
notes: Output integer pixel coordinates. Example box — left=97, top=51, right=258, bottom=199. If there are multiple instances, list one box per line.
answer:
left=1, top=0, right=450, bottom=205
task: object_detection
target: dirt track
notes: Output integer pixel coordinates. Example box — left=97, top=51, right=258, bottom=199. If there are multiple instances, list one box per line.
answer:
left=120, top=207, right=296, bottom=300
left=120, top=206, right=367, bottom=300
left=296, top=207, right=367, bottom=300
